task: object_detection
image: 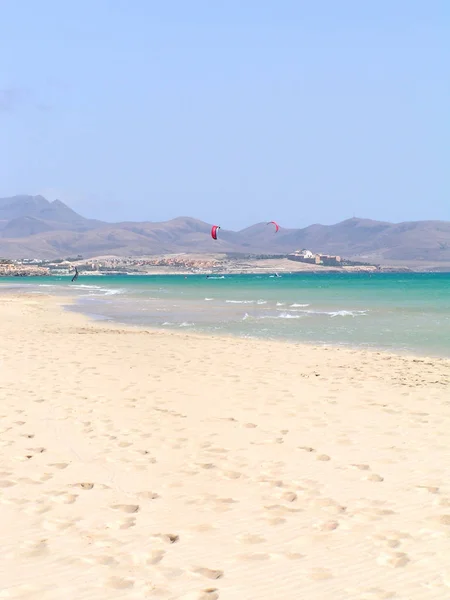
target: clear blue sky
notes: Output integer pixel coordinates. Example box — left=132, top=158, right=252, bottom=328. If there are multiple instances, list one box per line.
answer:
left=1, top=0, right=448, bottom=228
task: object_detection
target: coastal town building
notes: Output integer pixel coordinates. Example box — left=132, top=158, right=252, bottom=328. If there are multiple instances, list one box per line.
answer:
left=289, top=249, right=342, bottom=266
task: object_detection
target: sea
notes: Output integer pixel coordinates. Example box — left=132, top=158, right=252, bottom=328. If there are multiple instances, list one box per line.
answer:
left=1, top=272, right=450, bottom=357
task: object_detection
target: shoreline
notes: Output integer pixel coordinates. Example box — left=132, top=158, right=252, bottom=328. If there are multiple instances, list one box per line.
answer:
left=3, top=284, right=450, bottom=360
left=44, top=292, right=450, bottom=373
left=1, top=292, right=450, bottom=598
left=3, top=288, right=450, bottom=380
left=68, top=300, right=450, bottom=362
left=66, top=293, right=450, bottom=361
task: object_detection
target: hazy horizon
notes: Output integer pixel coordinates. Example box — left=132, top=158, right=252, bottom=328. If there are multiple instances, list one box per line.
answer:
left=1, top=1, right=448, bottom=229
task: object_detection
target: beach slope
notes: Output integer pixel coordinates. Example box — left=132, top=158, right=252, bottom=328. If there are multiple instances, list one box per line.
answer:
left=0, top=293, right=449, bottom=599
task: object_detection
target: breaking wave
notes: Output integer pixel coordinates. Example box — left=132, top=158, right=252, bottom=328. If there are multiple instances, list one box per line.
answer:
left=243, top=312, right=302, bottom=320
left=329, top=310, right=368, bottom=317
left=72, top=284, right=126, bottom=296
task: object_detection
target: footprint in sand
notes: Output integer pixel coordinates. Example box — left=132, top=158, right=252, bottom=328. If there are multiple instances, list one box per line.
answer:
left=1, top=497, right=27, bottom=507
left=438, top=498, right=450, bottom=507
left=280, top=491, right=297, bottom=502
left=316, top=454, right=331, bottom=461
left=197, top=462, right=216, bottom=470
left=365, top=474, right=384, bottom=482
left=111, top=504, right=140, bottom=514
left=147, top=549, right=166, bottom=564
left=131, top=549, right=166, bottom=566
left=74, top=482, right=95, bottom=490
left=314, top=498, right=346, bottom=515
left=82, top=554, right=119, bottom=567
left=19, top=539, right=49, bottom=558
left=15, top=455, right=36, bottom=462
left=436, top=514, right=450, bottom=525
left=105, top=576, right=134, bottom=590
left=314, top=519, right=340, bottom=532
left=377, top=551, right=410, bottom=568
left=237, top=533, right=266, bottom=544
left=265, top=517, right=287, bottom=526
left=238, top=553, right=271, bottom=561
left=283, top=552, right=305, bottom=560
left=180, top=590, right=219, bottom=600
left=416, top=485, right=439, bottom=494
left=118, top=441, right=132, bottom=448
left=0, top=480, right=16, bottom=488
left=222, top=470, right=242, bottom=480
left=24, top=502, right=51, bottom=515
left=190, top=523, right=216, bottom=533
left=27, top=447, right=46, bottom=454
left=191, top=567, right=224, bottom=580
left=47, top=491, right=78, bottom=504
left=350, top=463, right=371, bottom=471
left=152, top=533, right=179, bottom=544
left=106, top=517, right=136, bottom=530
left=306, top=567, right=334, bottom=581
left=137, top=491, right=159, bottom=500
left=43, top=518, right=76, bottom=532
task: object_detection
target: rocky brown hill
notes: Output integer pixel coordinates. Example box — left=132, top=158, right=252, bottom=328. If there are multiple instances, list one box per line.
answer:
left=0, top=195, right=449, bottom=264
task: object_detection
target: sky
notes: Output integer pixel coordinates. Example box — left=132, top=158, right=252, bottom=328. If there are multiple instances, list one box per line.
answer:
left=0, top=0, right=448, bottom=229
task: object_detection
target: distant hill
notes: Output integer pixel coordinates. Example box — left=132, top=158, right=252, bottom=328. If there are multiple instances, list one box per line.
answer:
left=0, top=195, right=449, bottom=265
left=0, top=195, right=103, bottom=235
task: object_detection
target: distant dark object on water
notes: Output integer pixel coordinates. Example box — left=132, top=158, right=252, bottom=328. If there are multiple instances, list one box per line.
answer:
left=71, top=267, right=79, bottom=282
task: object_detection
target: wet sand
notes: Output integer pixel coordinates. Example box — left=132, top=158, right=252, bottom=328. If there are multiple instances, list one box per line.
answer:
left=0, top=293, right=449, bottom=599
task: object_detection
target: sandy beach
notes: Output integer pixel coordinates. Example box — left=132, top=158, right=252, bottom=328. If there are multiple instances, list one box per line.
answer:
left=1, top=293, right=450, bottom=599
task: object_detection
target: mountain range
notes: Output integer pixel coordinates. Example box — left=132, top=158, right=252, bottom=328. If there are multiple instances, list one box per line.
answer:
left=0, top=195, right=449, bottom=265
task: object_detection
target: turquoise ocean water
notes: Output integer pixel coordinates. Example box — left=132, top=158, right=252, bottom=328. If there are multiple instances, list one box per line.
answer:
left=2, top=272, right=450, bottom=357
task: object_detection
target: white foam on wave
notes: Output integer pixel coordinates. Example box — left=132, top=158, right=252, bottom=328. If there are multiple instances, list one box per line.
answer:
left=243, top=312, right=302, bottom=320
left=329, top=310, right=368, bottom=318
left=72, top=284, right=126, bottom=297
left=290, top=303, right=310, bottom=308
left=297, top=308, right=369, bottom=317
left=204, top=297, right=214, bottom=301
left=226, top=300, right=254, bottom=304
left=242, top=309, right=367, bottom=320
left=179, top=322, right=194, bottom=327
left=276, top=302, right=285, bottom=306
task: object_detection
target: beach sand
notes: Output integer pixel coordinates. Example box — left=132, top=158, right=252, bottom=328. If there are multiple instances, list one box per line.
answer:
left=0, top=293, right=449, bottom=599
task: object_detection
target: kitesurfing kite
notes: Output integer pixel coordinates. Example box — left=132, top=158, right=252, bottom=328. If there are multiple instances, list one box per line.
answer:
left=71, top=267, right=79, bottom=282
left=211, top=225, right=220, bottom=240
left=267, top=221, right=279, bottom=232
